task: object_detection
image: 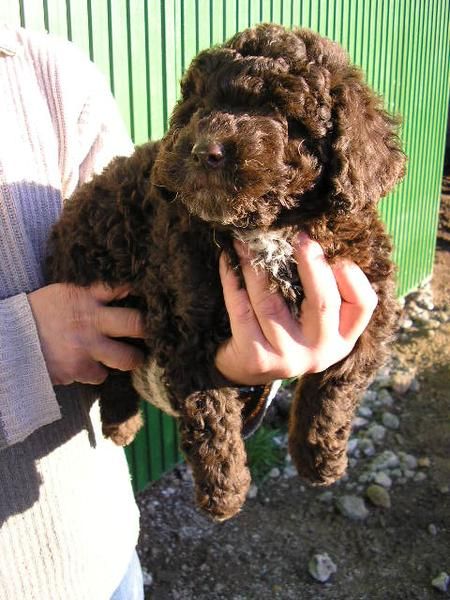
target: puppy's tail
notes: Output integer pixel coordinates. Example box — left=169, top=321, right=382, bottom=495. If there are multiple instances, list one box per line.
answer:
left=179, top=388, right=251, bottom=521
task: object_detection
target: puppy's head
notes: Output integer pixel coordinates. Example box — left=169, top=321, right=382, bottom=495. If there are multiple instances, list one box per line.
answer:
left=153, top=24, right=406, bottom=230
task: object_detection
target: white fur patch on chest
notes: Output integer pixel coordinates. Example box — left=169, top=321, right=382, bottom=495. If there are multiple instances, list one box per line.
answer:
left=234, top=229, right=296, bottom=288
left=132, top=230, right=298, bottom=414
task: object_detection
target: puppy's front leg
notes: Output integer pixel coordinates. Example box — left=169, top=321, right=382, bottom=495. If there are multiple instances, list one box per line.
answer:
left=178, top=388, right=251, bottom=521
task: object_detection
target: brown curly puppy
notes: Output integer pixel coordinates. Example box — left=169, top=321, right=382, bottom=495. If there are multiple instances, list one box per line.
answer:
left=47, top=24, right=406, bottom=521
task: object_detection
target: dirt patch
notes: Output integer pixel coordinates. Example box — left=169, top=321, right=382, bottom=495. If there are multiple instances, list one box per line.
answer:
left=136, top=179, right=450, bottom=600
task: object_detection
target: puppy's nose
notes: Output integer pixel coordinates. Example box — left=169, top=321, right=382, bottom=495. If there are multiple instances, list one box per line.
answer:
left=191, top=141, right=225, bottom=168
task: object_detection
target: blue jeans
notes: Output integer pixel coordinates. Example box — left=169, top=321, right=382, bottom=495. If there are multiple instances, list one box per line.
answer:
left=111, top=550, right=144, bottom=600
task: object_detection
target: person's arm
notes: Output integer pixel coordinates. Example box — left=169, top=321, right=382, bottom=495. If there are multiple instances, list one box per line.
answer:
left=0, top=34, right=135, bottom=450
left=215, top=233, right=378, bottom=385
left=0, top=294, right=62, bottom=449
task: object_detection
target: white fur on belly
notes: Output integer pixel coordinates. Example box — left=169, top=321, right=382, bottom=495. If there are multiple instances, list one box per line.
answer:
left=132, top=360, right=179, bottom=417
left=132, top=230, right=296, bottom=414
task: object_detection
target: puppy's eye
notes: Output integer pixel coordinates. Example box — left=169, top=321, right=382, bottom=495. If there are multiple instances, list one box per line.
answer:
left=287, top=118, right=309, bottom=140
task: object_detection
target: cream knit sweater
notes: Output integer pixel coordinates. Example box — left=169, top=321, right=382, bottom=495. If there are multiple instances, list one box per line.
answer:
left=0, top=27, right=140, bottom=599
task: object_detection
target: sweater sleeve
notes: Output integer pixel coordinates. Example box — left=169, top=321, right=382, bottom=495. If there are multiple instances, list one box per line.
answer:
left=0, top=294, right=61, bottom=450
left=0, top=31, right=134, bottom=450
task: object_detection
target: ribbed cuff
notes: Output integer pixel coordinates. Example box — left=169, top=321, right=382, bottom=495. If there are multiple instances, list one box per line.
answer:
left=0, top=293, right=61, bottom=449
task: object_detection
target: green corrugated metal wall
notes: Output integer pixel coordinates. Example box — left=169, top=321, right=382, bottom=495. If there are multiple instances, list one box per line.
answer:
left=2, top=0, right=449, bottom=491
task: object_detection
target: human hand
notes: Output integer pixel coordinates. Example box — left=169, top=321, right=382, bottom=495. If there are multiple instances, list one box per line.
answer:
left=215, top=233, right=378, bottom=385
left=28, top=283, right=145, bottom=385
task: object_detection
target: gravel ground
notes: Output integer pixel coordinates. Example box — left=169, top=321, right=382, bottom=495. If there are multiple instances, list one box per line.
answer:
left=135, top=179, right=450, bottom=600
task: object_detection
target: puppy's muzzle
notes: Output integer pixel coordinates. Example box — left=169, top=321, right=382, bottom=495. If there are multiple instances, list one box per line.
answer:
left=191, top=140, right=225, bottom=168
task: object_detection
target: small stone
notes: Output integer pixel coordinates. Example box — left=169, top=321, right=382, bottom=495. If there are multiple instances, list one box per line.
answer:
left=142, top=568, right=153, bottom=588
left=436, top=309, right=449, bottom=322
left=269, top=467, right=281, bottom=478
left=366, top=484, right=391, bottom=508
left=375, top=367, right=391, bottom=388
left=180, top=466, right=193, bottom=481
left=363, top=389, right=378, bottom=404
left=318, top=491, right=334, bottom=504
left=335, top=495, right=369, bottom=520
left=272, top=433, right=288, bottom=448
left=431, top=572, right=450, bottom=593
left=428, top=523, right=438, bottom=536
left=418, top=456, right=431, bottom=468
left=428, top=318, right=441, bottom=329
left=377, top=389, right=394, bottom=407
left=272, top=585, right=282, bottom=594
left=347, top=438, right=359, bottom=456
left=371, top=450, right=400, bottom=471
left=247, top=483, right=258, bottom=499
left=438, top=484, right=449, bottom=494
left=414, top=472, right=427, bottom=482
left=382, top=412, right=400, bottom=430
left=421, top=298, right=435, bottom=311
left=358, top=405, right=373, bottom=418
left=374, top=472, right=392, bottom=488
left=308, top=553, right=337, bottom=583
left=359, top=438, right=376, bottom=457
left=352, top=416, right=369, bottom=430
left=413, top=312, right=431, bottom=327
left=390, top=371, right=415, bottom=395
left=409, top=378, right=421, bottom=392
left=395, top=433, right=405, bottom=446
left=367, top=424, right=387, bottom=443
left=358, top=472, right=372, bottom=484
left=390, top=468, right=403, bottom=479
left=399, top=317, right=413, bottom=329
left=398, top=452, right=418, bottom=470
left=283, top=465, right=298, bottom=478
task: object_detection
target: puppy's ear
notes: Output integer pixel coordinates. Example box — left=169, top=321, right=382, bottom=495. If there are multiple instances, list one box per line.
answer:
left=181, top=49, right=235, bottom=99
left=329, top=70, right=406, bottom=212
left=169, top=96, right=199, bottom=129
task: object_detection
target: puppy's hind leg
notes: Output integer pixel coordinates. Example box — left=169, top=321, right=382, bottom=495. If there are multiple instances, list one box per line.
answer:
left=99, top=370, right=143, bottom=446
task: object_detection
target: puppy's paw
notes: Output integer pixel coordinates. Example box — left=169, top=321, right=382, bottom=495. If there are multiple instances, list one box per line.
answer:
left=102, top=412, right=143, bottom=446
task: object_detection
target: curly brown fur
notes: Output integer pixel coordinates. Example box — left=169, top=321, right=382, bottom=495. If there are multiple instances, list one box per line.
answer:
left=179, top=389, right=251, bottom=520
left=46, top=24, right=405, bottom=519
